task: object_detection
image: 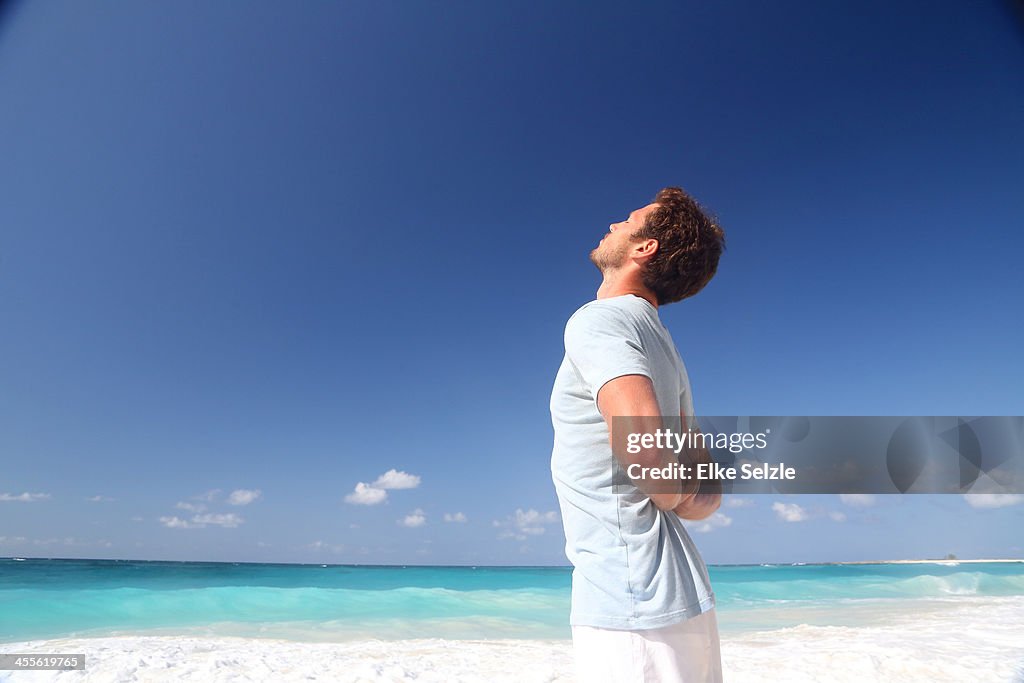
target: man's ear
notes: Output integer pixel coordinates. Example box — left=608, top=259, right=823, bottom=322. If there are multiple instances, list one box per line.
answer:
left=633, top=238, right=659, bottom=262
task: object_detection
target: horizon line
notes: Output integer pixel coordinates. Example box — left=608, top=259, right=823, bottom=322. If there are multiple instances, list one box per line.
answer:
left=3, top=556, right=1022, bottom=567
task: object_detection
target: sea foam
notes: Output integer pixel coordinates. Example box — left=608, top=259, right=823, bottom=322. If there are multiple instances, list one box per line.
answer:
left=2, top=595, right=1021, bottom=682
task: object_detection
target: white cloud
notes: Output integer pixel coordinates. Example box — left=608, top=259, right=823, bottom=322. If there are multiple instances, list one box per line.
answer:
left=0, top=492, right=51, bottom=503
left=399, top=509, right=426, bottom=528
left=193, top=513, right=244, bottom=528
left=176, top=501, right=207, bottom=513
left=772, top=501, right=808, bottom=522
left=196, top=489, right=221, bottom=502
left=829, top=511, right=847, bottom=522
left=130, top=516, right=144, bottom=522
left=86, top=495, right=114, bottom=503
left=159, top=513, right=244, bottom=529
left=839, top=494, right=876, bottom=507
left=514, top=509, right=559, bottom=535
left=344, top=483, right=388, bottom=505
left=686, top=512, right=733, bottom=533
left=961, top=472, right=1023, bottom=508
left=444, top=512, right=467, bottom=523
left=963, top=493, right=1024, bottom=509
left=159, top=516, right=199, bottom=529
left=494, top=508, right=560, bottom=541
left=372, top=469, right=421, bottom=490
left=0, top=536, right=28, bottom=544
left=725, top=497, right=754, bottom=508
left=344, top=470, right=421, bottom=506
left=228, top=489, right=262, bottom=506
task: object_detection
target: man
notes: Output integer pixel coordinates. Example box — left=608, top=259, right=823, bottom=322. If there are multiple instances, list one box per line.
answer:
left=549, top=186, right=726, bottom=682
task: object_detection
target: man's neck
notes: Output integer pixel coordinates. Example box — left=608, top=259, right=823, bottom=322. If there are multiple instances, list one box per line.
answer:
left=596, top=273, right=658, bottom=308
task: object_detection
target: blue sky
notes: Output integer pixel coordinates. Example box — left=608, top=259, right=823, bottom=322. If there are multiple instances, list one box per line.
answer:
left=1, top=1, right=1022, bottom=566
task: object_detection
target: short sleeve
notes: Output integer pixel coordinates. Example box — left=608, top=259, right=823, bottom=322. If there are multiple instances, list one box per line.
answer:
left=563, top=303, right=651, bottom=399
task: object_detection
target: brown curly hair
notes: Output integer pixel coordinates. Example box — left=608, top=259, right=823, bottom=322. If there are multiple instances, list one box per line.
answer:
left=630, top=187, right=725, bottom=305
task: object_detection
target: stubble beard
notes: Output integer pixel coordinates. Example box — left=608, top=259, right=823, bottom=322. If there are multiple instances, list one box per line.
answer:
left=589, top=241, right=628, bottom=274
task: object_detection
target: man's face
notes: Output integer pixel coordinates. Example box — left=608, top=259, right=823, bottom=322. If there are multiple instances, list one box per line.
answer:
left=589, top=202, right=660, bottom=272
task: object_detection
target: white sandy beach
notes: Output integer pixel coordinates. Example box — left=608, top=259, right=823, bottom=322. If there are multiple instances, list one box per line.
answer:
left=3, top=595, right=1023, bottom=683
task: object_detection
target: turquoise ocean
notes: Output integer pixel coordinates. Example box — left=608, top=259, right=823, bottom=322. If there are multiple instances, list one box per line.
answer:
left=2, top=558, right=1023, bottom=643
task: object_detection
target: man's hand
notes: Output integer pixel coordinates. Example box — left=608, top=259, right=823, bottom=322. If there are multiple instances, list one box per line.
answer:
left=672, top=488, right=722, bottom=520
left=671, top=415, right=722, bottom=520
left=597, top=375, right=698, bottom=511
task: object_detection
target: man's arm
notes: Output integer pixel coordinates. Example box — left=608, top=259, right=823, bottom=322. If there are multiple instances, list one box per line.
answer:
left=597, top=375, right=699, bottom=511
left=671, top=415, right=722, bottom=520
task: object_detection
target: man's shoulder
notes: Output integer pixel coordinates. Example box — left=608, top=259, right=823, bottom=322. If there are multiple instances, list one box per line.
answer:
left=566, top=295, right=649, bottom=325
left=564, top=298, right=641, bottom=339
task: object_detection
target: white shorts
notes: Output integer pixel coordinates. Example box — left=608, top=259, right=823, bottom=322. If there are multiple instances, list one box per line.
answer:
left=571, top=608, right=723, bottom=683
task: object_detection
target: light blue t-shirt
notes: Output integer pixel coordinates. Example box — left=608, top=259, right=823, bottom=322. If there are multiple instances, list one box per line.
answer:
left=549, top=294, right=715, bottom=630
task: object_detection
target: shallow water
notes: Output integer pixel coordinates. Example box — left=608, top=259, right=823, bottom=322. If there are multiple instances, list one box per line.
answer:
left=1, top=558, right=1023, bottom=642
